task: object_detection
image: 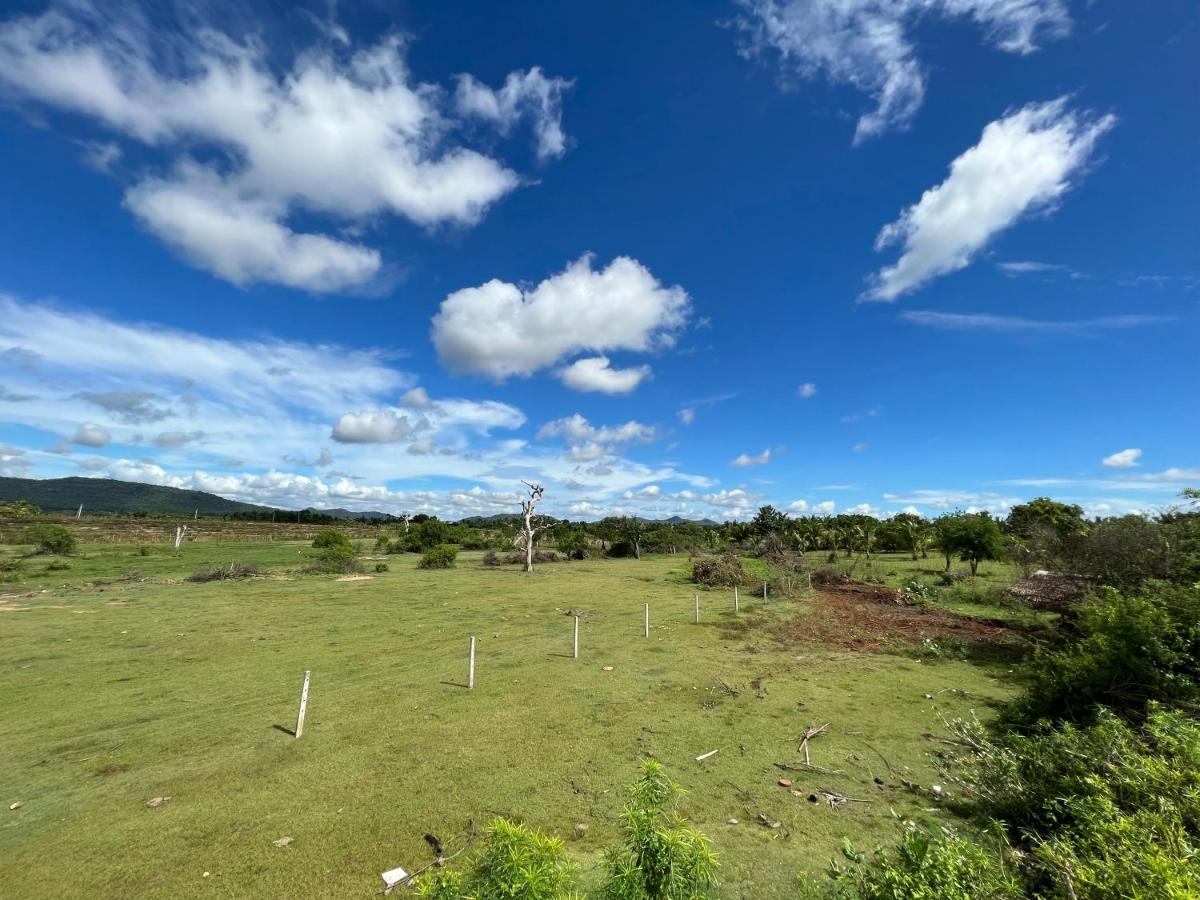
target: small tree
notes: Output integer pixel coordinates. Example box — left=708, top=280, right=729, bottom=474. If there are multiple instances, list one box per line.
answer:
left=23, top=524, right=76, bottom=555
left=945, top=513, right=1004, bottom=576
left=603, top=759, right=717, bottom=899
left=614, top=516, right=648, bottom=560
left=417, top=544, right=458, bottom=569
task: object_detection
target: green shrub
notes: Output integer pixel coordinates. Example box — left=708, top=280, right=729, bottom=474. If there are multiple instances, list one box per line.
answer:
left=602, top=759, right=717, bottom=899
left=950, top=706, right=1200, bottom=898
left=22, top=524, right=77, bottom=555
left=418, top=544, right=458, bottom=569
left=374, top=562, right=389, bottom=573
left=830, top=827, right=1021, bottom=900
left=691, top=553, right=745, bottom=587
left=0, top=500, right=40, bottom=517
left=312, top=528, right=353, bottom=553
left=0, top=558, right=25, bottom=582
left=415, top=818, right=578, bottom=899
left=1008, top=582, right=1200, bottom=725
left=45, top=560, right=72, bottom=572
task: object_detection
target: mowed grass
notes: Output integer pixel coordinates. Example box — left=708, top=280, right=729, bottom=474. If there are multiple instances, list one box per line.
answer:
left=1, top=543, right=1015, bottom=898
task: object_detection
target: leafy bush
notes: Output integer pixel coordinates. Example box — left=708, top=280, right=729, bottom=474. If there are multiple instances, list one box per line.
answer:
left=606, top=540, right=635, bottom=559
left=1008, top=582, right=1200, bottom=725
left=311, top=528, right=353, bottom=554
left=22, top=523, right=77, bottom=555
left=555, top=528, right=591, bottom=560
left=602, top=759, right=717, bottom=899
left=0, top=500, right=41, bottom=517
left=482, top=550, right=561, bottom=566
left=418, top=544, right=458, bottom=569
left=45, top=560, right=72, bottom=572
left=374, top=562, right=389, bottom=573
left=831, top=827, right=1021, bottom=900
left=0, top=558, right=25, bottom=582
left=691, top=553, right=745, bottom=587
left=415, top=818, right=578, bottom=899
left=950, top=706, right=1200, bottom=899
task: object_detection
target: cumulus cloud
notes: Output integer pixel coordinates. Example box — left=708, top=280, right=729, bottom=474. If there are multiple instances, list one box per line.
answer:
left=400, top=387, right=432, bottom=410
left=730, top=448, right=771, bottom=467
left=0, top=6, right=568, bottom=291
left=332, top=397, right=524, bottom=445
left=702, top=488, right=757, bottom=509
left=813, top=500, right=836, bottom=515
left=454, top=66, right=572, bottom=160
left=1102, top=448, right=1142, bottom=469
left=432, top=254, right=690, bottom=379
left=797, top=382, right=817, bottom=399
left=677, top=407, right=696, bottom=425
left=331, top=409, right=416, bottom=444
left=556, top=356, right=651, bottom=394
left=866, top=98, right=1114, bottom=300
left=788, top=499, right=808, bottom=512
left=537, top=414, right=659, bottom=452
left=733, top=0, right=1071, bottom=143
left=71, top=422, right=110, bottom=447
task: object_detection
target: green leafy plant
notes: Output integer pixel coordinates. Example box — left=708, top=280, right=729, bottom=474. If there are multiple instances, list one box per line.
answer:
left=418, top=544, right=458, bottom=569
left=603, top=759, right=717, bottom=899
left=22, top=523, right=77, bottom=555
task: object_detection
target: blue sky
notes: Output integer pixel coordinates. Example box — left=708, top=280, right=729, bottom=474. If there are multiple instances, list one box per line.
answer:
left=0, top=0, right=1196, bottom=520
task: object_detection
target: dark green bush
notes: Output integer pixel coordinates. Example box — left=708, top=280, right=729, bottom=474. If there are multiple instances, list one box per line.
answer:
left=22, top=524, right=77, bottom=555
left=418, top=544, right=458, bottom=569
left=45, top=560, right=72, bottom=572
left=1009, top=582, right=1200, bottom=725
left=311, top=528, right=353, bottom=553
left=950, top=706, right=1200, bottom=898
left=374, top=562, right=389, bottom=573
left=602, top=759, right=717, bottom=899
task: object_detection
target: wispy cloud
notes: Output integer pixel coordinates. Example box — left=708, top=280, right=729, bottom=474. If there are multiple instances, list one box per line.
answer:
left=900, top=311, right=1172, bottom=334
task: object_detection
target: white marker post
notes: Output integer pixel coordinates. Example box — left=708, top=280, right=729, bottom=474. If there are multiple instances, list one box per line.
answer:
left=573, top=616, right=579, bottom=659
left=295, top=670, right=311, bottom=739
left=694, top=594, right=700, bottom=624
left=644, top=603, right=649, bottom=638
left=467, top=636, right=476, bottom=689
left=762, top=580, right=768, bottom=602
left=76, top=503, right=83, bottom=519
left=734, top=587, right=739, bottom=614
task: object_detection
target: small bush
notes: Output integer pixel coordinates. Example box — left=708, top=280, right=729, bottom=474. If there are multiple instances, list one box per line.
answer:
left=418, top=544, right=458, bottom=569
left=301, top=556, right=364, bottom=575
left=312, top=528, right=353, bottom=553
left=691, top=553, right=745, bottom=587
left=606, top=540, right=635, bottom=559
left=45, top=560, right=72, bottom=572
left=23, top=524, right=77, bottom=555
left=186, top=563, right=263, bottom=583
left=415, top=818, right=578, bottom=899
left=0, top=558, right=25, bottom=582
left=603, top=759, right=717, bottom=899
left=482, top=550, right=562, bottom=566
left=831, top=827, right=1021, bottom=900
left=374, top=562, right=389, bottom=573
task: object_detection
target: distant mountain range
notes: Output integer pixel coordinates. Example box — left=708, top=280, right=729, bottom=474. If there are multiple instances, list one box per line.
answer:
left=0, top=476, right=720, bottom=525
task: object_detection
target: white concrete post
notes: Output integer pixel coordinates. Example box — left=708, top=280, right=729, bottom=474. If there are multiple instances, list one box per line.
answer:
left=467, top=636, right=476, bottom=689
left=573, top=616, right=579, bottom=659
left=295, top=670, right=311, bottom=739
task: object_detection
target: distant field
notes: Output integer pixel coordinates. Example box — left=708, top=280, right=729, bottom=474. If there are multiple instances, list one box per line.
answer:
left=0, top=540, right=1022, bottom=898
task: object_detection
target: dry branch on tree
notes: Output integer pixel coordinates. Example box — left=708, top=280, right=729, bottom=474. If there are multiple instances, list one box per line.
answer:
left=518, top=482, right=552, bottom=573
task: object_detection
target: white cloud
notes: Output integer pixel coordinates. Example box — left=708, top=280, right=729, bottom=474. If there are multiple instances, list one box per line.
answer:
left=1102, top=448, right=1142, bottom=469
left=400, top=387, right=432, bottom=409
left=0, top=7, right=568, bottom=291
left=866, top=98, right=1114, bottom=300
left=730, top=448, right=771, bottom=467
left=537, top=414, right=659, bottom=453
left=702, top=488, right=757, bottom=509
left=883, top=489, right=1019, bottom=512
left=813, top=500, right=836, bottom=515
left=432, top=254, right=690, bottom=379
left=788, top=499, right=808, bottom=512
left=901, top=310, right=1169, bottom=333
left=733, top=0, right=1071, bottom=143
left=841, top=407, right=879, bottom=423
left=677, top=407, right=696, bottom=425
left=556, top=356, right=651, bottom=395
left=71, top=422, right=110, bottom=447
left=331, top=409, right=415, bottom=444
left=996, top=260, right=1074, bottom=277
left=797, top=382, right=817, bottom=399
left=852, top=442, right=867, bottom=452
left=153, top=430, right=204, bottom=449
left=454, top=66, right=572, bottom=161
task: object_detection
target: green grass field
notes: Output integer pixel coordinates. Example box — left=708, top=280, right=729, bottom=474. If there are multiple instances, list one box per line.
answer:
left=1, top=541, right=1019, bottom=898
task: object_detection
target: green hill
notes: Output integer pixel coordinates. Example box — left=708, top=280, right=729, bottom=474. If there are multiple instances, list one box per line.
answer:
left=0, top=476, right=272, bottom=517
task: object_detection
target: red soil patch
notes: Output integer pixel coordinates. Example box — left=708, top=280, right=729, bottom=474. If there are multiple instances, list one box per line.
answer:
left=782, top=578, right=1012, bottom=651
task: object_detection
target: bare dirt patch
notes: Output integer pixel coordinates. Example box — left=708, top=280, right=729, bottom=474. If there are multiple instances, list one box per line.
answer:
left=783, top=581, right=1012, bottom=651
left=0, top=599, right=30, bottom=612
left=336, top=575, right=373, bottom=582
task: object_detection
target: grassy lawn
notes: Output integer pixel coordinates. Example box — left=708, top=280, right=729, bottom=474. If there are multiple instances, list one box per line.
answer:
left=1, top=544, right=1016, bottom=898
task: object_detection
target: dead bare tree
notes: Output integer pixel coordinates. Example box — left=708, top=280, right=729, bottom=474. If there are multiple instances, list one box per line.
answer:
left=518, top=481, right=552, bottom=573
left=399, top=513, right=413, bottom=533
